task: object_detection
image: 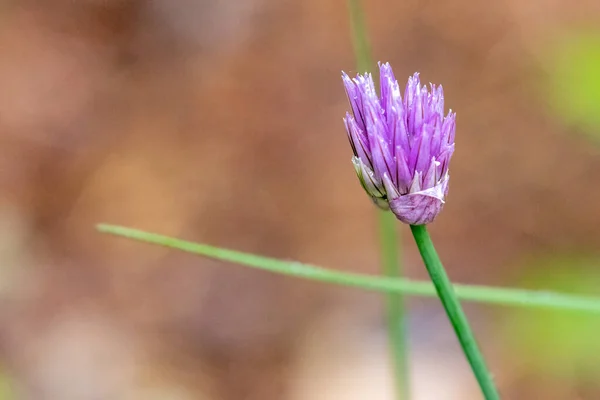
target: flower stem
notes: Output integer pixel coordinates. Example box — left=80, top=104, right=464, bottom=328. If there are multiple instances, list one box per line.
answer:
left=409, top=224, right=500, bottom=400
left=348, top=0, right=410, bottom=396
left=348, top=0, right=372, bottom=72
left=97, top=224, right=600, bottom=313
left=379, top=210, right=409, bottom=399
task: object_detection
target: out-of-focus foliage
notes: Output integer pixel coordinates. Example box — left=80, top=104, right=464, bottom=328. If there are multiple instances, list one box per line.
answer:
left=503, top=256, right=600, bottom=380
left=0, top=369, right=14, bottom=400
left=547, top=31, right=600, bottom=141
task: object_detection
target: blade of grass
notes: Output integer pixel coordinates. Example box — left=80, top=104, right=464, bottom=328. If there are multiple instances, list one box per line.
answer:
left=378, top=211, right=408, bottom=399
left=97, top=224, right=600, bottom=314
left=347, top=0, right=409, bottom=396
left=348, top=0, right=372, bottom=72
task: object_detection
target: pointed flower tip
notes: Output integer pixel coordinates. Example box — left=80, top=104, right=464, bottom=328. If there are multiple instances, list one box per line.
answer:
left=341, top=62, right=455, bottom=225
left=378, top=62, right=395, bottom=81
left=378, top=61, right=390, bottom=70
left=408, top=72, right=420, bottom=81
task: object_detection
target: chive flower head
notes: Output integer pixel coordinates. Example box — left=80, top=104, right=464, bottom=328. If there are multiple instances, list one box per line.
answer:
left=342, top=62, right=455, bottom=225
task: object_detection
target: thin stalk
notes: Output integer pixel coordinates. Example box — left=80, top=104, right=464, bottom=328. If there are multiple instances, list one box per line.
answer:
left=348, top=0, right=409, bottom=396
left=410, top=224, right=500, bottom=400
left=348, top=0, right=372, bottom=72
left=379, top=211, right=409, bottom=399
left=97, top=224, right=600, bottom=313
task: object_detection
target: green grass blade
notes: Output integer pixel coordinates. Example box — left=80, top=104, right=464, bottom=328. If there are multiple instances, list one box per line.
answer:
left=96, top=224, right=600, bottom=314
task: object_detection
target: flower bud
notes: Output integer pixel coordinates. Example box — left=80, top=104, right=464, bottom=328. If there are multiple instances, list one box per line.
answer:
left=342, top=63, right=455, bottom=225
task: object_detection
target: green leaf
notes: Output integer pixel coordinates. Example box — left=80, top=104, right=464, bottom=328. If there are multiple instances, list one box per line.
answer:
left=97, top=224, right=600, bottom=313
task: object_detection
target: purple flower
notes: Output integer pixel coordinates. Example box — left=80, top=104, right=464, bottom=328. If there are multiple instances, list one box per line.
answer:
left=342, top=62, right=455, bottom=225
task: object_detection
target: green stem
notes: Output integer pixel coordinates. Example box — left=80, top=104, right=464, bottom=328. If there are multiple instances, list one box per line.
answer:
left=96, top=224, right=600, bottom=313
left=410, top=225, right=500, bottom=400
left=379, top=211, right=409, bottom=399
left=348, top=0, right=372, bottom=72
left=348, top=0, right=409, bottom=395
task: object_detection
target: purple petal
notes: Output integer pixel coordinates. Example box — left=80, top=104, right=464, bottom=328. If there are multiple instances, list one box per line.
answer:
left=441, top=111, right=456, bottom=145
left=394, top=108, right=410, bottom=155
left=354, top=73, right=378, bottom=100
left=404, top=73, right=419, bottom=112
left=364, top=98, right=394, bottom=181
left=405, top=73, right=424, bottom=135
left=430, top=115, right=443, bottom=156
left=379, top=62, right=396, bottom=111
left=408, top=133, right=422, bottom=172
left=381, top=71, right=403, bottom=148
left=344, top=113, right=372, bottom=168
left=414, top=124, right=432, bottom=174
left=426, top=83, right=445, bottom=122
left=422, top=157, right=438, bottom=189
left=437, top=144, right=455, bottom=177
left=433, top=84, right=445, bottom=120
left=395, top=144, right=412, bottom=194
left=342, top=72, right=363, bottom=130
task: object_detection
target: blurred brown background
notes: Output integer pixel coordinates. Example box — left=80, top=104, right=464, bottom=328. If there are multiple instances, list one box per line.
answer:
left=0, top=0, right=600, bottom=399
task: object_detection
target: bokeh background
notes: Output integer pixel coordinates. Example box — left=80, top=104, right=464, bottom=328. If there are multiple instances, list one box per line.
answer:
left=0, top=0, right=600, bottom=399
